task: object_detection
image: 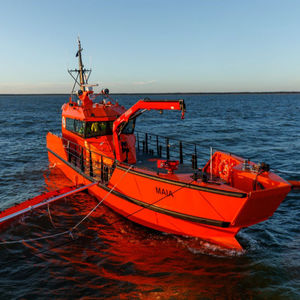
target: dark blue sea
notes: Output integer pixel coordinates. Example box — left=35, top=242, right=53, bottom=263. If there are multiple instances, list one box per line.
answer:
left=0, top=93, right=300, bottom=299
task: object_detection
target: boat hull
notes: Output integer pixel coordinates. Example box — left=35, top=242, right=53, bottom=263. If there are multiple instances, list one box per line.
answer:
left=48, top=149, right=242, bottom=249
left=46, top=132, right=291, bottom=250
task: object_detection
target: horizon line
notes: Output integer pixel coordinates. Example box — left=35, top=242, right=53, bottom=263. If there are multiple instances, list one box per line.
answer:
left=1, top=91, right=300, bottom=96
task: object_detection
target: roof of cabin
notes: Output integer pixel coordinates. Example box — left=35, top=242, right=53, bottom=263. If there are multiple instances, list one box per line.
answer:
left=62, top=102, right=126, bottom=121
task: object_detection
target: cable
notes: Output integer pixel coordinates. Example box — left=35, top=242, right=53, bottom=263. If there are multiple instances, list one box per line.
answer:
left=0, top=166, right=132, bottom=246
left=0, top=167, right=195, bottom=267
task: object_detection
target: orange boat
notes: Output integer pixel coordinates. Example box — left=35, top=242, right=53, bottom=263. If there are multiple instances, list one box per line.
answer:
left=46, top=40, right=291, bottom=250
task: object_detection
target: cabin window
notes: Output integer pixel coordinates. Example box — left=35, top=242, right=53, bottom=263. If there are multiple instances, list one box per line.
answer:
left=85, top=121, right=113, bottom=138
left=66, top=118, right=74, bottom=131
left=65, top=118, right=85, bottom=137
left=74, top=119, right=85, bottom=136
left=121, top=119, right=136, bottom=134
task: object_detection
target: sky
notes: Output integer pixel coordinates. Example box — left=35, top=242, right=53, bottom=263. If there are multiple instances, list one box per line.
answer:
left=1, top=0, right=300, bottom=93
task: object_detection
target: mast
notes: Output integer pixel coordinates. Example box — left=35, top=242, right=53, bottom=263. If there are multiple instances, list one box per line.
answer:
left=76, top=38, right=85, bottom=89
left=68, top=39, right=92, bottom=97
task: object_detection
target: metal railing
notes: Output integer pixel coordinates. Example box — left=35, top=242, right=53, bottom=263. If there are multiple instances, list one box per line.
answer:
left=60, top=131, right=217, bottom=182
left=61, top=137, right=115, bottom=184
left=135, top=130, right=210, bottom=170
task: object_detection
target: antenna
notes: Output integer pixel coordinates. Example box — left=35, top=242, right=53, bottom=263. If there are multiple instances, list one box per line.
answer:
left=68, top=39, right=92, bottom=95
left=77, top=37, right=85, bottom=89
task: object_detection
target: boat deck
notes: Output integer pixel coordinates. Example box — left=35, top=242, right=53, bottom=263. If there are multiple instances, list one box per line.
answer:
left=135, top=150, right=198, bottom=175
left=132, top=150, right=241, bottom=192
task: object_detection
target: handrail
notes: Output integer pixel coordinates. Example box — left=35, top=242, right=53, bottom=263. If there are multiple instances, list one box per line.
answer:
left=135, top=130, right=210, bottom=168
left=60, top=136, right=116, bottom=184
left=59, top=131, right=244, bottom=179
left=135, top=130, right=199, bottom=147
left=60, top=136, right=114, bottom=161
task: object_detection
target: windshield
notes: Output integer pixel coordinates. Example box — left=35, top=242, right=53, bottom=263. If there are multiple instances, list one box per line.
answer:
left=85, top=121, right=113, bottom=138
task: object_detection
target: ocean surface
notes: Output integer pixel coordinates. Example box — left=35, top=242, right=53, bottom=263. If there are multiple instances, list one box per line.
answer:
left=0, top=93, right=300, bottom=299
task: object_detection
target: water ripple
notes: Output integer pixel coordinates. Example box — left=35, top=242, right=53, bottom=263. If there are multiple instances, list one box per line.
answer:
left=0, top=94, right=300, bottom=298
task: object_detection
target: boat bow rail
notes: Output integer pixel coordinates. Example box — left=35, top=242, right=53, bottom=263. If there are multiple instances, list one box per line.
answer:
left=47, top=133, right=116, bottom=185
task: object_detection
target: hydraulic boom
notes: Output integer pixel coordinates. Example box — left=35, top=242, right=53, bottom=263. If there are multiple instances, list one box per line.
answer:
left=113, top=99, right=185, bottom=162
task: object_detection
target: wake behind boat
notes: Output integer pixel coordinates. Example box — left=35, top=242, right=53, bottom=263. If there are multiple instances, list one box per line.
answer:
left=44, top=39, right=291, bottom=250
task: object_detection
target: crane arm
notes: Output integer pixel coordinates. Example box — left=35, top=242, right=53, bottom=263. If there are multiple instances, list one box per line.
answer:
left=113, top=99, right=185, bottom=162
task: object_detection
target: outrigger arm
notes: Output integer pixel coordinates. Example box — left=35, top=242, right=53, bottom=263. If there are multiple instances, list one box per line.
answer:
left=0, top=182, right=97, bottom=227
left=113, top=99, right=186, bottom=162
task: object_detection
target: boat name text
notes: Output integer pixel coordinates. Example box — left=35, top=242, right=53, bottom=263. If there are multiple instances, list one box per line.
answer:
left=155, top=187, right=174, bottom=197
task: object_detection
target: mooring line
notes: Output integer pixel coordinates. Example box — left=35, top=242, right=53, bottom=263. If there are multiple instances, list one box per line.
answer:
left=0, top=165, right=132, bottom=246
left=47, top=203, right=56, bottom=228
left=69, top=165, right=132, bottom=232
left=0, top=173, right=195, bottom=269
left=0, top=230, right=69, bottom=245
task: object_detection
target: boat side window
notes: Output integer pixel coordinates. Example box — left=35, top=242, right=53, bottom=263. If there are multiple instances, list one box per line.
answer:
left=121, top=119, right=136, bottom=134
left=85, top=121, right=113, bottom=138
left=65, top=118, right=85, bottom=137
left=74, top=119, right=85, bottom=136
left=66, top=118, right=74, bottom=131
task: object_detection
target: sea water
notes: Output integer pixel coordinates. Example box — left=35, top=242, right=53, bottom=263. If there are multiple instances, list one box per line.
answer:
left=0, top=94, right=299, bottom=299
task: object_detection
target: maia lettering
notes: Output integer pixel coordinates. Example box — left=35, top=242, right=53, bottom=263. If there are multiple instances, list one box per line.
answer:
left=155, top=187, right=174, bottom=197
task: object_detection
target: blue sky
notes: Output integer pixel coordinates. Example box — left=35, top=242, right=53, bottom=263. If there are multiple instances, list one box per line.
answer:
left=1, top=0, right=300, bottom=93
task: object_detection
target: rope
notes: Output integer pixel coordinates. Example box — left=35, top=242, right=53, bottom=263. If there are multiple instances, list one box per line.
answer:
left=0, top=172, right=193, bottom=268
left=0, top=165, right=132, bottom=246
left=70, top=165, right=132, bottom=232
left=0, top=230, right=69, bottom=245
left=47, top=203, right=56, bottom=228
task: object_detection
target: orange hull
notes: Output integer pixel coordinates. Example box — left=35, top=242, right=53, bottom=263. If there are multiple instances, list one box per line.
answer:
left=47, top=132, right=291, bottom=250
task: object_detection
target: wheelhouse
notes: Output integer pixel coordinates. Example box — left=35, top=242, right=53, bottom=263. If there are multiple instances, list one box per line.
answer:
left=63, top=117, right=136, bottom=139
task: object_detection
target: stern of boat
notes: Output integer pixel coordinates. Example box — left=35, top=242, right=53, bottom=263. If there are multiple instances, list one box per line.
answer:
left=203, top=151, right=291, bottom=227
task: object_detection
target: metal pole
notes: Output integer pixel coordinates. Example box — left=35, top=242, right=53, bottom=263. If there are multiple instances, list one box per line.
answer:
left=67, top=141, right=71, bottom=162
left=0, top=182, right=98, bottom=225
left=166, top=138, right=170, bottom=160
left=80, top=148, right=85, bottom=172
left=192, top=154, right=197, bottom=169
left=210, top=147, right=213, bottom=181
left=145, top=133, right=148, bottom=154
left=89, top=150, right=94, bottom=177
left=101, top=155, right=104, bottom=182
left=192, top=145, right=198, bottom=169
left=77, top=38, right=85, bottom=89
left=179, top=141, right=183, bottom=164
left=74, top=145, right=77, bottom=166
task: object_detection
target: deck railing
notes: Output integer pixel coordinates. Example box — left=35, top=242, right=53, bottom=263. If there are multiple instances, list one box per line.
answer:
left=135, top=130, right=210, bottom=169
left=61, top=137, right=115, bottom=184
left=59, top=131, right=217, bottom=183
